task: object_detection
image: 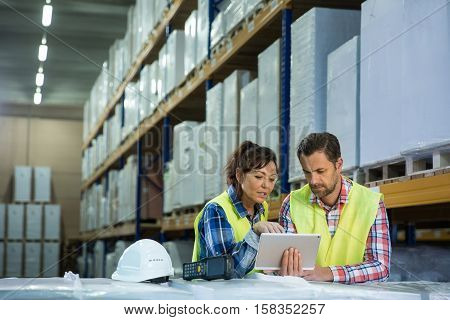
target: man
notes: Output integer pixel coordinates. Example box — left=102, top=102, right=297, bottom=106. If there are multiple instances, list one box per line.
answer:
left=278, top=132, right=391, bottom=284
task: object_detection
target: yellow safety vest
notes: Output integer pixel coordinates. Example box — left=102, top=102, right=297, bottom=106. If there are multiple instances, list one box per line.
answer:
left=192, top=191, right=269, bottom=264
left=290, top=180, right=381, bottom=266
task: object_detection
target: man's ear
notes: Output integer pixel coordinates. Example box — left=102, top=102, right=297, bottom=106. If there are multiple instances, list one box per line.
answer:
left=336, top=157, right=343, bottom=173
left=298, top=154, right=305, bottom=169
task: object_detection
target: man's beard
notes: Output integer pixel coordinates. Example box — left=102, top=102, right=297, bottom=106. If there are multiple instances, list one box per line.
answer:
left=310, top=174, right=340, bottom=199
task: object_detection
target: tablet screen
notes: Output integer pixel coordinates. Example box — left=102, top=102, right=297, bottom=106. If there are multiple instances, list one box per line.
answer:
left=254, top=233, right=321, bottom=270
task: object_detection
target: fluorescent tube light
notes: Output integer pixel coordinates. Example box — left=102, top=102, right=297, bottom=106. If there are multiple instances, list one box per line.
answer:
left=34, top=92, right=42, bottom=105
left=38, top=44, right=48, bottom=61
left=36, top=72, right=45, bottom=87
left=42, top=5, right=53, bottom=27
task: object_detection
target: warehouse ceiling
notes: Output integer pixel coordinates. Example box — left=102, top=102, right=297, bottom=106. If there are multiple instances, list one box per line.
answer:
left=0, top=0, right=134, bottom=117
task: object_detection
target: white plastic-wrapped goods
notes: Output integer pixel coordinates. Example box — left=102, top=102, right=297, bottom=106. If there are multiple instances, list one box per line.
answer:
left=327, top=36, right=360, bottom=171
left=290, top=8, right=360, bottom=181
left=360, top=0, right=450, bottom=167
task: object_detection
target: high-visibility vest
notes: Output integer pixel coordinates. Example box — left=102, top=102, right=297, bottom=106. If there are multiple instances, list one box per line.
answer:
left=290, top=181, right=381, bottom=266
left=192, top=191, right=269, bottom=263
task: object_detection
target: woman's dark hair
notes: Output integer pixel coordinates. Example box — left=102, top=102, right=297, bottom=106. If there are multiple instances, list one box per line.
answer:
left=297, top=132, right=341, bottom=163
left=224, top=141, right=278, bottom=197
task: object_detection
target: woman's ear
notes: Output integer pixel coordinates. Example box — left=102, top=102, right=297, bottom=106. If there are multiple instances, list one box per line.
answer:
left=236, top=169, right=243, bottom=184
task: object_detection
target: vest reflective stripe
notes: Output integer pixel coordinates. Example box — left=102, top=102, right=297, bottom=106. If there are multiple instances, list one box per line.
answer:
left=192, top=191, right=269, bottom=262
left=290, top=181, right=381, bottom=266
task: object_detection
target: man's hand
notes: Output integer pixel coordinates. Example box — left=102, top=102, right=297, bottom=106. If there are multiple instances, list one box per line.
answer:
left=301, top=265, right=334, bottom=282
left=279, top=248, right=302, bottom=276
left=253, top=221, right=285, bottom=235
left=279, top=248, right=333, bottom=282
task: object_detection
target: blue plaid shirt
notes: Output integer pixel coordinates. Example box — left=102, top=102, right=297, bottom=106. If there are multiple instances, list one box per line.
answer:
left=197, top=185, right=264, bottom=278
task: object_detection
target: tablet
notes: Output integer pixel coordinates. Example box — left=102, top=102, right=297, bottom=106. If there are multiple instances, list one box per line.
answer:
left=254, top=233, right=321, bottom=271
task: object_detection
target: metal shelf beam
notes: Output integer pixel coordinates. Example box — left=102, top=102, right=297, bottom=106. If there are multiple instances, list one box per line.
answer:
left=380, top=172, right=450, bottom=208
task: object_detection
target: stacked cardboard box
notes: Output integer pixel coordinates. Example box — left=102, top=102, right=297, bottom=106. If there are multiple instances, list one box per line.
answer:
left=25, top=243, right=41, bottom=278
left=42, top=242, right=60, bottom=277
left=26, top=204, right=42, bottom=240
left=14, top=166, right=32, bottom=202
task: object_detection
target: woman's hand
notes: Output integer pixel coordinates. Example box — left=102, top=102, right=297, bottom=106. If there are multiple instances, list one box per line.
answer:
left=253, top=221, right=285, bottom=235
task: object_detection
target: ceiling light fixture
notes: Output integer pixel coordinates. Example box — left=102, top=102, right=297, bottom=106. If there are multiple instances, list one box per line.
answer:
left=34, top=91, right=42, bottom=105
left=38, top=44, right=48, bottom=61
left=34, top=1, right=52, bottom=105
left=36, top=72, right=45, bottom=87
left=42, top=3, right=53, bottom=27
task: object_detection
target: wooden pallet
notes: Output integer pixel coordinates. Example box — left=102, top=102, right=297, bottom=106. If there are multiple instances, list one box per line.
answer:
left=210, top=0, right=274, bottom=61
left=172, top=205, right=203, bottom=216
left=227, top=15, right=247, bottom=41
left=211, top=37, right=226, bottom=57
left=179, top=67, right=198, bottom=88
left=196, top=55, right=209, bottom=73
left=244, top=0, right=267, bottom=29
left=161, top=206, right=201, bottom=232
left=363, top=145, right=450, bottom=186
left=366, top=165, right=450, bottom=188
left=161, top=193, right=288, bottom=230
left=367, top=166, right=450, bottom=189
left=79, top=220, right=161, bottom=241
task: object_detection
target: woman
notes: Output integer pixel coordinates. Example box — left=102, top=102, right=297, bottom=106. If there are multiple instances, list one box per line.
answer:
left=192, top=141, right=284, bottom=278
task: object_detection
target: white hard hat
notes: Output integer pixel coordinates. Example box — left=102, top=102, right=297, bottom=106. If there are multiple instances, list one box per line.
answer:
left=112, top=239, right=174, bottom=283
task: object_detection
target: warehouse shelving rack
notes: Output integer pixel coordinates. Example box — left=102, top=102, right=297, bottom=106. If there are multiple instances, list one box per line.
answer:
left=375, top=169, right=450, bottom=245
left=80, top=0, right=366, bottom=192
left=78, top=0, right=366, bottom=245
left=76, top=0, right=450, bottom=276
left=82, top=0, right=197, bottom=152
left=80, top=0, right=311, bottom=243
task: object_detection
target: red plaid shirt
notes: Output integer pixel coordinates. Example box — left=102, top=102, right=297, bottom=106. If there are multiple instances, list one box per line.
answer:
left=279, top=176, right=391, bottom=284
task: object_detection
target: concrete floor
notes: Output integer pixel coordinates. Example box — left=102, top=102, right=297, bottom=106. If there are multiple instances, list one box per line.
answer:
left=389, top=244, right=450, bottom=282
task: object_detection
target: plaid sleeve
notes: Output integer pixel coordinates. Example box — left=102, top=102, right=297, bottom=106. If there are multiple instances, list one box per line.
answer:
left=330, top=199, right=391, bottom=284
left=198, top=202, right=259, bottom=278
left=278, top=194, right=297, bottom=233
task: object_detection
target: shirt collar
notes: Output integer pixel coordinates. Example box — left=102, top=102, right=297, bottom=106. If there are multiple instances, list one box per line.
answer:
left=227, top=185, right=265, bottom=219
left=310, top=175, right=352, bottom=207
